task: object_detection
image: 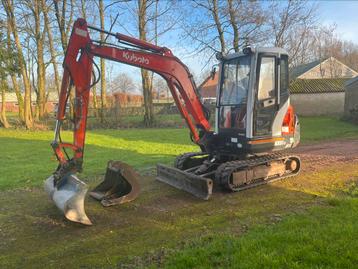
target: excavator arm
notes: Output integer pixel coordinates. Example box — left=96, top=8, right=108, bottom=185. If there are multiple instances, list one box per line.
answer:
left=53, top=18, right=211, bottom=173
left=45, top=18, right=212, bottom=225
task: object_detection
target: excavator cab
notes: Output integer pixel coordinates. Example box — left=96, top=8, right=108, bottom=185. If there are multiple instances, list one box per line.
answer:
left=158, top=47, right=300, bottom=199
left=214, top=47, right=299, bottom=155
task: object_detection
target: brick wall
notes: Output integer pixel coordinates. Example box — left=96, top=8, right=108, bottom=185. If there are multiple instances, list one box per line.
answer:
left=290, top=92, right=345, bottom=116
left=0, top=102, right=56, bottom=113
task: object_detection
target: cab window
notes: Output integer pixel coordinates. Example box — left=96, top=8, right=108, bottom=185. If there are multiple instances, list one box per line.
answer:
left=219, top=55, right=250, bottom=131
left=257, top=57, right=275, bottom=101
left=220, top=55, right=251, bottom=106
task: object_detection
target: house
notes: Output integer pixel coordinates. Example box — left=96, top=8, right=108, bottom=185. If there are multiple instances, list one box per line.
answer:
left=289, top=57, right=358, bottom=116
left=197, top=57, right=357, bottom=116
left=112, top=92, right=143, bottom=107
left=290, top=57, right=358, bottom=80
left=0, top=92, right=23, bottom=112
left=344, top=76, right=358, bottom=121
left=289, top=78, right=352, bottom=116
left=0, top=92, right=58, bottom=113
left=198, top=72, right=218, bottom=102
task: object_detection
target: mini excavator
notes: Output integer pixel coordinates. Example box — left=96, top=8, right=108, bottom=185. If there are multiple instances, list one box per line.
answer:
left=45, top=19, right=300, bottom=225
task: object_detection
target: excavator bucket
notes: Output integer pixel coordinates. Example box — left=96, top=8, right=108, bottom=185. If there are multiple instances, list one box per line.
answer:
left=44, top=174, right=92, bottom=225
left=89, top=160, right=141, bottom=207
left=156, top=164, right=213, bottom=200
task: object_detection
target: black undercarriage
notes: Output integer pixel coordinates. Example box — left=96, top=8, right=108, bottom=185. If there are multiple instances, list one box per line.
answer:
left=156, top=150, right=300, bottom=200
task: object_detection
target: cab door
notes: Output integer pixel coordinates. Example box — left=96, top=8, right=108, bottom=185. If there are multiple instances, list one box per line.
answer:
left=253, top=54, right=278, bottom=137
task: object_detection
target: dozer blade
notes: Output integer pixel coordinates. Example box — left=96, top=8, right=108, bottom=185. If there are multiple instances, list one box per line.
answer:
left=156, top=164, right=213, bottom=200
left=44, top=174, right=92, bottom=225
left=89, top=160, right=141, bottom=207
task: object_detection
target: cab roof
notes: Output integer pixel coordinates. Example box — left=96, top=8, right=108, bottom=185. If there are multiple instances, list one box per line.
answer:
left=223, top=47, right=288, bottom=60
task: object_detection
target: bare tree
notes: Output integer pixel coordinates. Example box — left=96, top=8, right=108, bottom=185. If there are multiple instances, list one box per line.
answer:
left=180, top=0, right=265, bottom=66
left=0, top=80, right=10, bottom=128
left=314, top=25, right=335, bottom=59
left=2, top=0, right=33, bottom=128
left=42, top=0, right=60, bottom=95
left=138, top=0, right=154, bottom=126
left=135, top=0, right=179, bottom=125
left=265, top=0, right=317, bottom=67
left=340, top=40, right=358, bottom=71
left=6, top=21, right=24, bottom=122
left=307, top=25, right=358, bottom=76
left=53, top=0, right=74, bottom=53
left=80, top=0, right=87, bottom=20
left=184, top=0, right=227, bottom=55
left=226, top=0, right=265, bottom=52
left=99, top=0, right=107, bottom=122
left=24, top=0, right=46, bottom=119
left=152, top=75, right=169, bottom=101
left=227, top=0, right=238, bottom=52
left=208, top=0, right=226, bottom=53
left=0, top=28, right=11, bottom=128
left=112, top=73, right=136, bottom=94
left=79, top=0, right=98, bottom=113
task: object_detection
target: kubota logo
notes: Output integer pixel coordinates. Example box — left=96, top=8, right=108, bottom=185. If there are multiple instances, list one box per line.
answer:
left=122, top=51, right=149, bottom=65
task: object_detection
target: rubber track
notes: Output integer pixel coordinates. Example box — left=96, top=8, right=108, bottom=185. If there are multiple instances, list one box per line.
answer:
left=215, top=153, right=301, bottom=191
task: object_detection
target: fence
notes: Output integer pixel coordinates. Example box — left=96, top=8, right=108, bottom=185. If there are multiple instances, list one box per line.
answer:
left=88, top=103, right=179, bottom=118
left=5, top=102, right=216, bottom=130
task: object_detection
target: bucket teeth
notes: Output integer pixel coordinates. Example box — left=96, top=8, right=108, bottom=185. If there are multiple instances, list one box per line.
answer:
left=89, top=160, right=141, bottom=207
left=44, top=174, right=92, bottom=225
left=156, top=164, right=213, bottom=200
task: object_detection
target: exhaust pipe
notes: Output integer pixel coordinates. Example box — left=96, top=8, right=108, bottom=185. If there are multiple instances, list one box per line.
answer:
left=44, top=174, right=92, bottom=225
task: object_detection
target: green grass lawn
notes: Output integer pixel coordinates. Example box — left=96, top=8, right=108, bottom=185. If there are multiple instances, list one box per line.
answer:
left=0, top=127, right=197, bottom=190
left=153, top=197, right=358, bottom=269
left=150, top=116, right=358, bottom=268
left=300, top=116, right=358, bottom=143
left=0, top=116, right=357, bottom=268
left=0, top=116, right=357, bottom=190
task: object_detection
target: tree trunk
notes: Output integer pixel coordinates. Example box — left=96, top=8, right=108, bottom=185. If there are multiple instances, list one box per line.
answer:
left=53, top=0, right=74, bottom=120
left=6, top=21, right=24, bottom=122
left=149, top=0, right=158, bottom=104
left=211, top=0, right=226, bottom=53
left=34, top=0, right=46, bottom=119
left=53, top=0, right=75, bottom=52
left=227, top=0, right=239, bottom=52
left=138, top=0, right=154, bottom=126
left=92, top=84, right=98, bottom=117
left=11, top=75, right=24, bottom=121
left=3, top=0, right=33, bottom=128
left=80, top=0, right=87, bottom=20
left=0, top=80, right=10, bottom=128
left=42, top=0, right=60, bottom=95
left=80, top=0, right=97, bottom=117
left=29, top=51, right=39, bottom=121
left=141, top=69, right=153, bottom=126
left=99, top=0, right=106, bottom=122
